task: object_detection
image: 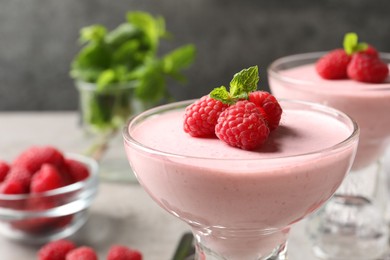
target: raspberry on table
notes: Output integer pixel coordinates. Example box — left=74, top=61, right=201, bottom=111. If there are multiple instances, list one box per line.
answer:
left=249, top=91, right=282, bottom=131
left=65, top=246, right=98, bottom=260
left=183, top=95, right=229, bottom=137
left=38, top=239, right=76, bottom=260
left=0, top=160, right=10, bottom=183
left=31, top=164, right=65, bottom=193
left=215, top=100, right=270, bottom=150
left=107, top=245, right=143, bottom=260
left=347, top=52, right=389, bottom=83
left=13, top=146, right=65, bottom=174
left=316, top=49, right=351, bottom=79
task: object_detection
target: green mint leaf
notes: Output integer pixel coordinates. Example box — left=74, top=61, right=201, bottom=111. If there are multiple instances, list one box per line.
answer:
left=234, top=92, right=249, bottom=100
left=343, top=32, right=368, bottom=55
left=343, top=32, right=358, bottom=55
left=210, top=86, right=233, bottom=104
left=135, top=60, right=166, bottom=102
left=97, top=69, right=117, bottom=91
left=106, top=23, right=141, bottom=49
left=163, top=44, right=196, bottom=74
left=127, top=11, right=167, bottom=53
left=70, top=42, right=111, bottom=82
left=356, top=42, right=369, bottom=52
left=80, top=25, right=107, bottom=44
left=229, top=66, right=259, bottom=98
left=111, top=40, right=141, bottom=67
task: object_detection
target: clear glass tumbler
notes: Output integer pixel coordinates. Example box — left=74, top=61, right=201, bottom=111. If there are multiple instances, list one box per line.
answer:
left=76, top=80, right=144, bottom=183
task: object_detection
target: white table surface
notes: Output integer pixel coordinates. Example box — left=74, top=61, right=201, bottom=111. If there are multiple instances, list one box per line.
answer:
left=0, top=111, right=388, bottom=260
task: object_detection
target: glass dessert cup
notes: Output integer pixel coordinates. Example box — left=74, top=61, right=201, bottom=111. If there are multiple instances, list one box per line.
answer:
left=268, top=52, right=390, bottom=260
left=123, top=99, right=359, bottom=260
left=0, top=153, right=99, bottom=244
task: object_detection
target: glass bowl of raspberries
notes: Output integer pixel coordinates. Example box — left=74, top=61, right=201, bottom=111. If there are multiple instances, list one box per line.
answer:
left=0, top=146, right=99, bottom=244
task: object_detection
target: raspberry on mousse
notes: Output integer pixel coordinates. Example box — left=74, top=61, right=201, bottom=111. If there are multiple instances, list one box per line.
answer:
left=316, top=32, right=389, bottom=83
left=183, top=66, right=283, bottom=150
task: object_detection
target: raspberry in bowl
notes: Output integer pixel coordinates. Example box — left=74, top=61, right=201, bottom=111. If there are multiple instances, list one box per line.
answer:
left=0, top=146, right=98, bottom=244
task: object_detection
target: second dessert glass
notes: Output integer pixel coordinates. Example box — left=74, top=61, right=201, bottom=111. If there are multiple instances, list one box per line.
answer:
left=123, top=99, right=358, bottom=260
left=268, top=52, right=390, bottom=259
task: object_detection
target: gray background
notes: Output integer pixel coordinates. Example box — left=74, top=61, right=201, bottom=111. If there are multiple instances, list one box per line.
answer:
left=1, top=0, right=389, bottom=111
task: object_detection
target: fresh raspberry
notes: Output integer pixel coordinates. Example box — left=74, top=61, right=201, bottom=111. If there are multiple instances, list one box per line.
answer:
left=65, top=159, right=90, bottom=183
left=0, top=181, right=25, bottom=194
left=0, top=167, right=32, bottom=194
left=215, top=100, right=270, bottom=150
left=31, top=164, right=65, bottom=193
left=66, top=246, right=98, bottom=260
left=38, top=239, right=76, bottom=260
left=347, top=53, right=389, bottom=83
left=53, top=215, right=74, bottom=229
left=107, top=245, right=143, bottom=260
left=13, top=146, right=65, bottom=174
left=11, top=199, right=56, bottom=233
left=12, top=215, right=73, bottom=234
left=183, top=95, right=229, bottom=137
left=11, top=216, right=54, bottom=234
left=316, top=49, right=351, bottom=79
left=362, top=45, right=379, bottom=58
left=0, top=160, right=10, bottom=183
left=248, top=91, right=282, bottom=131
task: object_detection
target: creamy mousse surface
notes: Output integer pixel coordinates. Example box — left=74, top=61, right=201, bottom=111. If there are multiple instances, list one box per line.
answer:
left=270, top=64, right=390, bottom=170
left=124, top=103, right=357, bottom=259
left=131, top=108, right=350, bottom=160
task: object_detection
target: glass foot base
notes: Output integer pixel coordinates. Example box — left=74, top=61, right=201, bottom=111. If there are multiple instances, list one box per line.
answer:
left=306, top=195, right=389, bottom=260
left=194, top=242, right=288, bottom=260
left=192, top=227, right=289, bottom=260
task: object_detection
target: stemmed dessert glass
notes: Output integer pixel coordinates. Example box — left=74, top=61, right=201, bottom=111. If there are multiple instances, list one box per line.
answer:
left=268, top=52, right=390, bottom=260
left=123, top=99, right=359, bottom=260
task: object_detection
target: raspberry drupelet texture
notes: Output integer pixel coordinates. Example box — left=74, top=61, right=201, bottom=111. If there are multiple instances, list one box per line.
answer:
left=347, top=52, right=389, bottom=83
left=65, top=246, right=98, bottom=260
left=65, top=158, right=90, bottom=183
left=249, top=91, right=283, bottom=131
left=107, top=245, right=143, bottom=260
left=316, top=49, right=351, bottom=79
left=13, top=146, right=65, bottom=174
left=363, top=45, right=379, bottom=58
left=0, top=167, right=32, bottom=194
left=31, top=164, right=65, bottom=193
left=215, top=100, right=270, bottom=150
left=183, top=95, right=229, bottom=137
left=0, top=160, right=10, bottom=182
left=38, top=239, right=76, bottom=260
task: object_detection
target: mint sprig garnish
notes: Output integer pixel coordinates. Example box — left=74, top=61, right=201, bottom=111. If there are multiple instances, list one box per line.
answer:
left=343, top=32, right=368, bottom=55
left=210, top=66, right=259, bottom=104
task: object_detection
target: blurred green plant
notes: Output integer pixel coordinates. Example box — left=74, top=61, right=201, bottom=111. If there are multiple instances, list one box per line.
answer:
left=70, top=11, right=196, bottom=133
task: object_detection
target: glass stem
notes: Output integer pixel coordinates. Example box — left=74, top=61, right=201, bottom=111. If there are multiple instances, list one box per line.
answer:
left=192, top=227, right=289, bottom=260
